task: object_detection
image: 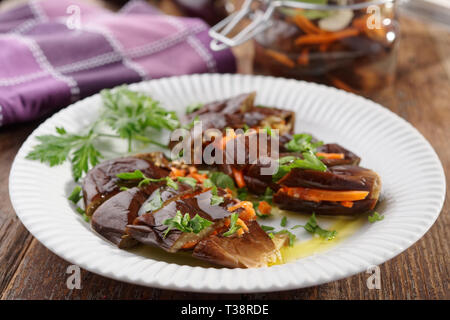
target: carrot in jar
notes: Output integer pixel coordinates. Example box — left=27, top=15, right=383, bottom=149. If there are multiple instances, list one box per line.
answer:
left=265, top=49, right=295, bottom=68
left=291, top=14, right=324, bottom=34
left=295, top=28, right=359, bottom=45
left=329, top=76, right=357, bottom=93
left=297, top=48, right=309, bottom=66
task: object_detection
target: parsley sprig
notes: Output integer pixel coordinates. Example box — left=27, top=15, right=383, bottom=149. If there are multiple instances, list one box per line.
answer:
left=284, top=133, right=323, bottom=153
left=26, top=86, right=180, bottom=181
left=292, top=213, right=337, bottom=240
left=162, top=210, right=213, bottom=238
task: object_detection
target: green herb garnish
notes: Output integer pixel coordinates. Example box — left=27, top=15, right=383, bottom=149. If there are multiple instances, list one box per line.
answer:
left=292, top=213, right=337, bottom=240
left=144, top=189, right=163, bottom=212
left=284, top=133, right=323, bottom=153
left=237, top=188, right=248, bottom=200
left=261, top=225, right=275, bottom=232
left=26, top=86, right=179, bottom=181
left=368, top=211, right=384, bottom=223
left=75, top=207, right=89, bottom=222
left=116, top=169, right=178, bottom=190
left=223, top=213, right=242, bottom=237
left=177, top=177, right=198, bottom=188
left=162, top=210, right=213, bottom=238
left=209, top=172, right=236, bottom=190
left=68, top=186, right=82, bottom=204
left=260, top=187, right=273, bottom=204
left=203, top=178, right=224, bottom=206
left=280, top=216, right=288, bottom=227
left=273, top=150, right=327, bottom=181
left=276, top=229, right=296, bottom=247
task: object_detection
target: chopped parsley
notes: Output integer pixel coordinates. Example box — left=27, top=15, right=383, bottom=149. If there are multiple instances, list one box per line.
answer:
left=143, top=189, right=163, bottom=212
left=223, top=213, right=241, bottom=237
left=68, top=186, right=82, bottom=204
left=177, top=176, right=198, bottom=188
left=292, top=213, right=337, bottom=240
left=368, top=211, right=384, bottom=223
left=116, top=169, right=178, bottom=190
left=162, top=210, right=213, bottom=238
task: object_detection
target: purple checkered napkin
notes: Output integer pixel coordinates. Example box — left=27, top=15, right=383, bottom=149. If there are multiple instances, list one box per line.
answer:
left=0, top=0, right=236, bottom=127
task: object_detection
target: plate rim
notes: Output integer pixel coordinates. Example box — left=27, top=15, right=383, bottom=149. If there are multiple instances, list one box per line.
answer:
left=9, top=73, right=446, bottom=293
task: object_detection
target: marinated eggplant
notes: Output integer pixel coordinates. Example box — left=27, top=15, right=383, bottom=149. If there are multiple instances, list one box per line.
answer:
left=82, top=153, right=170, bottom=215
left=127, top=187, right=236, bottom=252
left=274, top=165, right=381, bottom=215
left=91, top=186, right=156, bottom=248
left=75, top=90, right=383, bottom=269
left=183, top=92, right=295, bottom=137
left=193, top=220, right=279, bottom=268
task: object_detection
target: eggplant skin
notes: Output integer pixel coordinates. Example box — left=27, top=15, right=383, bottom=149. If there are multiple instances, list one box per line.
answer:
left=91, top=187, right=155, bottom=248
left=273, top=192, right=378, bottom=216
left=192, top=221, right=279, bottom=268
left=127, top=188, right=236, bottom=253
left=317, top=143, right=361, bottom=167
left=278, top=165, right=380, bottom=196
left=82, top=153, right=170, bottom=216
left=184, top=92, right=256, bottom=131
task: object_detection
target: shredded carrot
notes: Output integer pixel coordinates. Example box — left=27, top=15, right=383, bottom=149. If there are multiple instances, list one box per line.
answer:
left=297, top=48, right=309, bottom=66
left=265, top=49, right=295, bottom=68
left=236, top=218, right=249, bottom=232
left=340, top=201, right=354, bottom=208
left=210, top=230, right=218, bottom=236
left=188, top=172, right=207, bottom=183
left=220, top=129, right=237, bottom=149
left=316, top=152, right=345, bottom=160
left=258, top=201, right=272, bottom=215
left=282, top=186, right=369, bottom=202
left=295, top=28, right=359, bottom=45
left=228, top=201, right=256, bottom=221
left=319, top=43, right=329, bottom=52
left=291, top=14, right=324, bottom=34
left=170, top=167, right=186, bottom=178
left=188, top=166, right=197, bottom=174
left=231, top=167, right=246, bottom=188
left=352, top=15, right=369, bottom=31
left=181, top=240, right=198, bottom=249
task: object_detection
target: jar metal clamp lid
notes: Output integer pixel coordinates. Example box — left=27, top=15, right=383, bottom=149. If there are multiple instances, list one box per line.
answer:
left=209, top=0, right=397, bottom=51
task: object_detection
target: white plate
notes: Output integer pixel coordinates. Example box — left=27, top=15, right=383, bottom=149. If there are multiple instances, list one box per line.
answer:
left=9, top=74, right=446, bottom=293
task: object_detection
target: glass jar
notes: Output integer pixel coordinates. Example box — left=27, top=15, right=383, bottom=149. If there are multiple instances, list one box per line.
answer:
left=252, top=0, right=399, bottom=96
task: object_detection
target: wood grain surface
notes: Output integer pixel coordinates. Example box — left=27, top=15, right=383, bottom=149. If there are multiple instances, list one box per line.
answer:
left=0, top=4, right=448, bottom=300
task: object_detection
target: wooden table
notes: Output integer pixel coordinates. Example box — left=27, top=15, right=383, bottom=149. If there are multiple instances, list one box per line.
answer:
left=0, top=9, right=449, bottom=299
